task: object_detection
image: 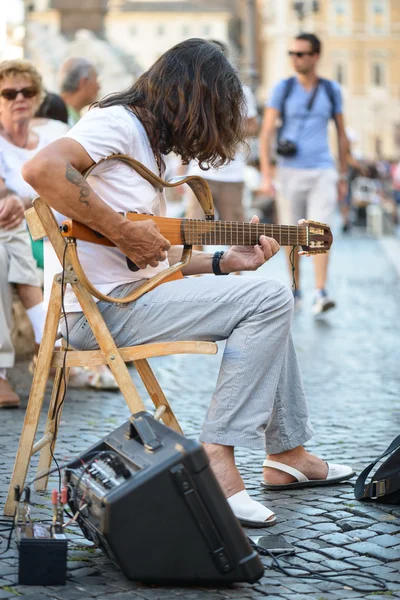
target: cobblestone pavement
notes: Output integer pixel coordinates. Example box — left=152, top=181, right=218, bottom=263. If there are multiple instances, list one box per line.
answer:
left=1, top=229, right=400, bottom=599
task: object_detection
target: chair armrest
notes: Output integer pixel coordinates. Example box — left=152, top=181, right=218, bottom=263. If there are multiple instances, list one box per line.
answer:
left=25, top=207, right=47, bottom=240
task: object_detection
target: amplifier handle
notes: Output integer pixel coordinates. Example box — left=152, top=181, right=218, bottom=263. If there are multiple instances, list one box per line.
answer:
left=128, top=415, right=162, bottom=452
left=171, top=465, right=233, bottom=574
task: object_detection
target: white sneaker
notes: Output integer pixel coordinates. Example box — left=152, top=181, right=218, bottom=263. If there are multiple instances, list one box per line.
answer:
left=312, top=291, right=336, bottom=315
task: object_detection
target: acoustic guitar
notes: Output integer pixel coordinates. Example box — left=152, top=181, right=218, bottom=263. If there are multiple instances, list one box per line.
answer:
left=58, top=153, right=333, bottom=304
left=61, top=214, right=332, bottom=256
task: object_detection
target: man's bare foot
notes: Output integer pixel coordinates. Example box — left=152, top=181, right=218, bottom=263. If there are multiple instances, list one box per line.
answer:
left=263, top=446, right=328, bottom=485
left=203, top=443, right=245, bottom=498
left=204, top=443, right=275, bottom=525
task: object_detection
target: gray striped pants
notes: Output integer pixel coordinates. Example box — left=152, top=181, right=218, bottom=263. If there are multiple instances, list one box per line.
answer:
left=61, top=276, right=314, bottom=453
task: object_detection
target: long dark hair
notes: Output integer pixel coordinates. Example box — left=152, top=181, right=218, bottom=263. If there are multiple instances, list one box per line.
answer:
left=97, top=38, right=246, bottom=169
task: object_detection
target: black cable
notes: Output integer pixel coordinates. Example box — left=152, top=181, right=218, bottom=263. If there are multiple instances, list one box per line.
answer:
left=0, top=512, right=16, bottom=556
left=289, top=246, right=296, bottom=294
left=49, top=242, right=70, bottom=492
left=71, top=450, right=121, bottom=512
left=249, top=540, right=388, bottom=594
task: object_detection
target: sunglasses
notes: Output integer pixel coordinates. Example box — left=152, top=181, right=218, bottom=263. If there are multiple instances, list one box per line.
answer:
left=0, top=86, right=38, bottom=101
left=288, top=51, right=315, bottom=58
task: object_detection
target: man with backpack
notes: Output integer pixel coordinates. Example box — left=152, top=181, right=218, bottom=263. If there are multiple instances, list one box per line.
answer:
left=259, top=33, right=349, bottom=314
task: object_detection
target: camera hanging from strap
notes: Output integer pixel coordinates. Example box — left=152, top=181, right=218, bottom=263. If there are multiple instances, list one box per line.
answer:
left=276, top=79, right=322, bottom=157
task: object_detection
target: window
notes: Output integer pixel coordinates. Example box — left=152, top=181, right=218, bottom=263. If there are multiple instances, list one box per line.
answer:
left=368, top=0, right=388, bottom=33
left=330, top=0, right=351, bottom=35
left=203, top=24, right=211, bottom=36
left=334, top=63, right=346, bottom=85
left=130, top=25, right=137, bottom=36
left=372, top=0, right=384, bottom=14
left=182, top=24, right=190, bottom=36
left=157, top=24, right=165, bottom=36
left=333, top=0, right=345, bottom=14
left=372, top=63, right=384, bottom=87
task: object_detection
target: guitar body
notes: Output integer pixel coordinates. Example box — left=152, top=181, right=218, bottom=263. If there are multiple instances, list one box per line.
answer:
left=61, top=214, right=185, bottom=247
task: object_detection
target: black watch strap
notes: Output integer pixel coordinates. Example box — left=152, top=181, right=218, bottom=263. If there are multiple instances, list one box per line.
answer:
left=212, top=251, right=228, bottom=276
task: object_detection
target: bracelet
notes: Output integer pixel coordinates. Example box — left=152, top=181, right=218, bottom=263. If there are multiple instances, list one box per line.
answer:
left=338, top=173, right=348, bottom=182
left=212, top=251, right=228, bottom=276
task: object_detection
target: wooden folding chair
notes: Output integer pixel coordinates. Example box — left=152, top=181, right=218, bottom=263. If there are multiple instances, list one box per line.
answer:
left=4, top=162, right=218, bottom=516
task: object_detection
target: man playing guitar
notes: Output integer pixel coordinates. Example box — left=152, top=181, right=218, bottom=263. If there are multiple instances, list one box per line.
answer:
left=23, top=39, right=353, bottom=528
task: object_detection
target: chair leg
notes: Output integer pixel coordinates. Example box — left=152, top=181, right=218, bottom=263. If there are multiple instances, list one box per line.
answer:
left=34, top=365, right=70, bottom=492
left=71, top=282, right=146, bottom=414
left=4, top=280, right=62, bottom=516
left=133, top=358, right=183, bottom=434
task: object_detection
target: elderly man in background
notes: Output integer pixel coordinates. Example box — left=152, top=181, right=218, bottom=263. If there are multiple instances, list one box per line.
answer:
left=58, top=57, right=100, bottom=126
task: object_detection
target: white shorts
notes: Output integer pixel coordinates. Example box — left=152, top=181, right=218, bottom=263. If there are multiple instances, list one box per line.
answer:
left=277, top=167, right=338, bottom=226
left=0, top=222, right=41, bottom=286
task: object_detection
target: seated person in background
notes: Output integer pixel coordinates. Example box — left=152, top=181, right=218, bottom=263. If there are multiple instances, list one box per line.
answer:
left=0, top=59, right=49, bottom=408
left=23, top=39, right=354, bottom=527
left=0, top=60, right=116, bottom=406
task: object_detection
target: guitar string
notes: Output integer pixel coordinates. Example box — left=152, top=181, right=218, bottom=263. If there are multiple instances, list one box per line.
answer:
left=159, top=222, right=310, bottom=246
left=138, top=221, right=311, bottom=242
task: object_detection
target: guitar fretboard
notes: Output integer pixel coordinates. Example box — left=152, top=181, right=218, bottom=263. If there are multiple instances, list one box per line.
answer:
left=182, top=220, right=308, bottom=247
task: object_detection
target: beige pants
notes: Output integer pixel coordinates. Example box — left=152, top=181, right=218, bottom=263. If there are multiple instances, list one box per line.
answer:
left=277, top=168, right=338, bottom=226
left=186, top=179, right=245, bottom=222
left=0, top=223, right=40, bottom=368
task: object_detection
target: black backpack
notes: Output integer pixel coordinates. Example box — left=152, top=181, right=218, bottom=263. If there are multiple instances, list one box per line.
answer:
left=354, top=435, right=400, bottom=505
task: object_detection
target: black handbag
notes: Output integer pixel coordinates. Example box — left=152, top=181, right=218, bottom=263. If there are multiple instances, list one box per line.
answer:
left=354, top=435, right=400, bottom=504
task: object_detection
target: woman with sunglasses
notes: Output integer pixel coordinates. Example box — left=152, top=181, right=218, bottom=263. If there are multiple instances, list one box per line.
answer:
left=0, top=60, right=118, bottom=406
left=0, top=59, right=49, bottom=408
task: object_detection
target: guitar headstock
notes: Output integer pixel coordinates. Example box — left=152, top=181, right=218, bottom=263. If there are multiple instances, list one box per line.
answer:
left=298, top=220, right=333, bottom=255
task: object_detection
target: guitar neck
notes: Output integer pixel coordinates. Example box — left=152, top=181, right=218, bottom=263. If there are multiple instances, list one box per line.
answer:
left=180, top=220, right=307, bottom=247
left=60, top=215, right=310, bottom=248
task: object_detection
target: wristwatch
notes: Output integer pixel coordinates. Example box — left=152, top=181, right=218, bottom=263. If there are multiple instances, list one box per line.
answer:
left=338, top=173, right=349, bottom=182
left=212, top=251, right=228, bottom=276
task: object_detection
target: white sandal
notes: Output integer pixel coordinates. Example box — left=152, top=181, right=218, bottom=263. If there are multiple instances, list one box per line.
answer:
left=227, top=489, right=277, bottom=528
left=68, top=366, right=119, bottom=390
left=262, top=459, right=355, bottom=490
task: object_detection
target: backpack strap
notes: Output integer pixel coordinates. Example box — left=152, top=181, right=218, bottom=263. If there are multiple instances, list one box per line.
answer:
left=354, top=434, right=400, bottom=500
left=279, top=77, right=296, bottom=134
left=319, top=78, right=339, bottom=125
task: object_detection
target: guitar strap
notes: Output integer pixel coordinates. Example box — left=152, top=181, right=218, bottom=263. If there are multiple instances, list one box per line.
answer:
left=83, top=154, right=215, bottom=220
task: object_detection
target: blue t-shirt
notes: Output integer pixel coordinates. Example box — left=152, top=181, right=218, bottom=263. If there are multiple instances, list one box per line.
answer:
left=267, top=77, right=342, bottom=169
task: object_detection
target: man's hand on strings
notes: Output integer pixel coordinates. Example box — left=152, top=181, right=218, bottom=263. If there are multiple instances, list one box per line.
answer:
left=220, top=215, right=280, bottom=273
left=114, top=219, right=171, bottom=270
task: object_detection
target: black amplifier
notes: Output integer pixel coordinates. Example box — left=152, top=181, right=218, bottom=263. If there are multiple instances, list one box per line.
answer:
left=65, top=412, right=264, bottom=584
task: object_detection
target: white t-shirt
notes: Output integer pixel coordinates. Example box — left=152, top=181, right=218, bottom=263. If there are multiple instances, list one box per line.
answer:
left=44, top=105, right=169, bottom=312
left=32, top=119, right=70, bottom=141
left=187, top=85, right=258, bottom=183
left=0, top=132, right=52, bottom=199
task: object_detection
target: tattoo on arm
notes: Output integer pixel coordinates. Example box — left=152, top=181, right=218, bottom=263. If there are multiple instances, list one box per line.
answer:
left=65, top=164, right=90, bottom=207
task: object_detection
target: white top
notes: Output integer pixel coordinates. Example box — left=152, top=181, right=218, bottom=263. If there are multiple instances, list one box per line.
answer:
left=44, top=105, right=169, bottom=312
left=187, top=85, right=258, bottom=183
left=0, top=132, right=52, bottom=199
left=32, top=119, right=70, bottom=141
